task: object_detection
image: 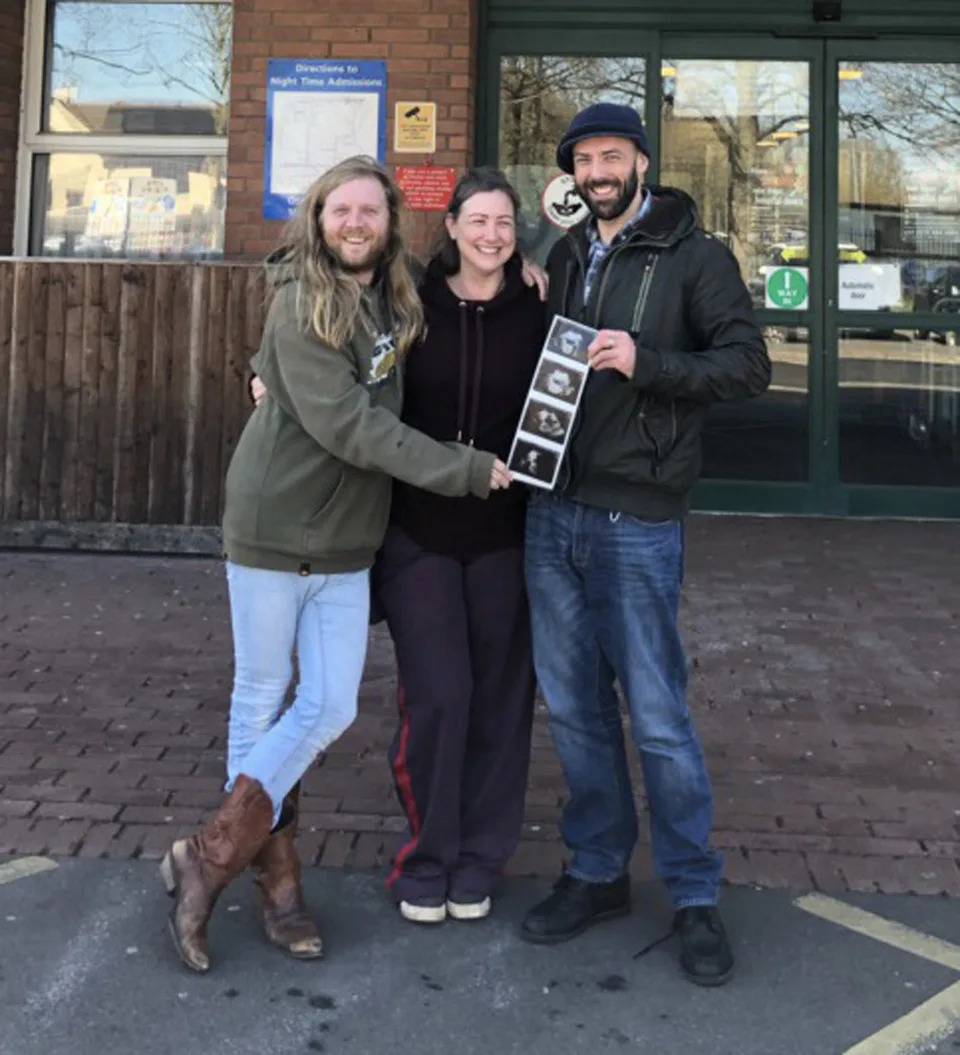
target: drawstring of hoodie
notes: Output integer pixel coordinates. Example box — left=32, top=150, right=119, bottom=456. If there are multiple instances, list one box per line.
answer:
left=456, top=301, right=469, bottom=443
left=455, top=302, right=486, bottom=447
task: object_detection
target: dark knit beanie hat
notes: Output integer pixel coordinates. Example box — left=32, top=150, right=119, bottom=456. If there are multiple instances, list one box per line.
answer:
left=556, top=103, right=650, bottom=173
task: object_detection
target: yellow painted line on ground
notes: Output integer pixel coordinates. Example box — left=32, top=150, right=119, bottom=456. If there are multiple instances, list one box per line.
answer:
left=796, top=893, right=960, bottom=973
left=843, top=980, right=960, bottom=1055
left=0, top=856, right=58, bottom=886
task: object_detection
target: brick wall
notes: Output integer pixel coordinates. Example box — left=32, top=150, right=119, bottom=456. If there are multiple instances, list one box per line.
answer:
left=0, top=1, right=25, bottom=255
left=225, top=0, right=475, bottom=261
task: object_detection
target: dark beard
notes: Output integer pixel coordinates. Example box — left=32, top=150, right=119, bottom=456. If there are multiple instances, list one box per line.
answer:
left=576, top=168, right=640, bottom=221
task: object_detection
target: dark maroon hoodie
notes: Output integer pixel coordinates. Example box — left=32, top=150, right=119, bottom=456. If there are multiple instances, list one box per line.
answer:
left=389, top=252, right=546, bottom=558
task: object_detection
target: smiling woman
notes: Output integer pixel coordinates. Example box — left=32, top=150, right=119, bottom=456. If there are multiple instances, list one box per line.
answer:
left=374, top=166, right=546, bottom=925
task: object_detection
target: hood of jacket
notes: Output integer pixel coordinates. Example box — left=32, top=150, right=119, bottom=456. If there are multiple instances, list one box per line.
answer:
left=566, top=185, right=700, bottom=261
left=417, top=251, right=530, bottom=317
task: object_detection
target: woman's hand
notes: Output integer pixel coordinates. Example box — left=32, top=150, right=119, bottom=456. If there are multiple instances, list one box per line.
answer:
left=490, top=458, right=512, bottom=490
left=249, top=375, right=267, bottom=407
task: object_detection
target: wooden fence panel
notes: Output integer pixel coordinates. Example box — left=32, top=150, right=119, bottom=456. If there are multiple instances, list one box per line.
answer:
left=0, top=259, right=265, bottom=536
left=4, top=265, right=29, bottom=519
left=94, top=263, right=122, bottom=522
left=21, top=264, right=49, bottom=520
left=165, top=264, right=192, bottom=525
left=199, top=267, right=227, bottom=525
left=134, top=264, right=158, bottom=523
left=148, top=265, right=174, bottom=524
left=0, top=265, right=12, bottom=509
left=39, top=265, right=66, bottom=521
left=76, top=264, right=102, bottom=520
left=60, top=263, right=85, bottom=521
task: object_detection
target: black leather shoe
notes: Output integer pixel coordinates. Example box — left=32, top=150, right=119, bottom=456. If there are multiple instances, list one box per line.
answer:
left=521, top=873, right=630, bottom=944
left=675, top=906, right=734, bottom=986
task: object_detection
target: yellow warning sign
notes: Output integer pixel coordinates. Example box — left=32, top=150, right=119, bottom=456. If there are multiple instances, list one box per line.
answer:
left=394, top=101, right=437, bottom=154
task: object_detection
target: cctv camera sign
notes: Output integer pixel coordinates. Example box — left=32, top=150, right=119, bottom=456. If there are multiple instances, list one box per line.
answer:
left=542, top=174, right=588, bottom=229
left=394, top=101, right=437, bottom=154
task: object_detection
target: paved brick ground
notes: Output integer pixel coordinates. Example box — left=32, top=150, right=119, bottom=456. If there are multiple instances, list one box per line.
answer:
left=1, top=515, right=958, bottom=896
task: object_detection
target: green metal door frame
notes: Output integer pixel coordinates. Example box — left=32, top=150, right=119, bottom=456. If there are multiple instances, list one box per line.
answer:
left=477, top=26, right=960, bottom=518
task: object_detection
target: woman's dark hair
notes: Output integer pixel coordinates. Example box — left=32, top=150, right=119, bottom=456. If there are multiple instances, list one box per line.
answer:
left=433, top=167, right=523, bottom=275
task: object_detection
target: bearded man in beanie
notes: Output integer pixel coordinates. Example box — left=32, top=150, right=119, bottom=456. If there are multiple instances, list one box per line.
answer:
left=519, top=103, right=770, bottom=986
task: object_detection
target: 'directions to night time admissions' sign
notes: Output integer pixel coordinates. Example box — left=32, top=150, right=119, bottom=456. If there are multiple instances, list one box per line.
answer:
left=263, top=59, right=387, bottom=220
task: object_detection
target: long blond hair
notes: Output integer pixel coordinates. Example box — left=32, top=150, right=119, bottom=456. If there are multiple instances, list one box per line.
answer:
left=271, top=156, right=423, bottom=354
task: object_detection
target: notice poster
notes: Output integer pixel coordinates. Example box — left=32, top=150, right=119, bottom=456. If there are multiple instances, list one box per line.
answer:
left=126, top=177, right=178, bottom=253
left=84, top=178, right=130, bottom=248
left=507, top=315, right=596, bottom=489
left=395, top=165, right=458, bottom=211
left=263, top=59, right=387, bottom=220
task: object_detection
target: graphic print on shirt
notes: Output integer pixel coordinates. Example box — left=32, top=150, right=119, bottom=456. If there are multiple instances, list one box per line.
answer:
left=368, top=331, right=398, bottom=385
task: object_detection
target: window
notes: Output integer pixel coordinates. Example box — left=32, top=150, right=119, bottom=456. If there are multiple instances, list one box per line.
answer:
left=17, top=0, right=231, bottom=259
left=498, top=55, right=646, bottom=262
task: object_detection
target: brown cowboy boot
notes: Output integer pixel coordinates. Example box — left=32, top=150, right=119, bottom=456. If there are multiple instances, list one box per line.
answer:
left=251, top=782, right=323, bottom=959
left=160, top=774, right=274, bottom=972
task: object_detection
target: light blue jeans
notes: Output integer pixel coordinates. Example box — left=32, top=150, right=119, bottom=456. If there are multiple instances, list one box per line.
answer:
left=224, top=561, right=370, bottom=823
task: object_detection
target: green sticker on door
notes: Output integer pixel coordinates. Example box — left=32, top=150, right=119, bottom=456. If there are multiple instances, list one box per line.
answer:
left=766, top=266, right=809, bottom=310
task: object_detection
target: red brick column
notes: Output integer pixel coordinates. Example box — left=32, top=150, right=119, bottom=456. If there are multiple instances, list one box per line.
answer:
left=0, top=2, right=25, bottom=255
left=225, top=0, right=475, bottom=261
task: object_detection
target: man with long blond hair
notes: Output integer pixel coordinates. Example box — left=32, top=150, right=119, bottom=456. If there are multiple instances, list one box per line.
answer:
left=160, top=156, right=510, bottom=974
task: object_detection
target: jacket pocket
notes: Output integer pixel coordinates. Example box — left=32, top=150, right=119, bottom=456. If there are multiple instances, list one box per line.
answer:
left=636, top=397, right=679, bottom=474
left=301, top=471, right=346, bottom=546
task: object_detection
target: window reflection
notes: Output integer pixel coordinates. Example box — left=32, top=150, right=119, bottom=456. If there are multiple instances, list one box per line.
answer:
left=660, top=59, right=810, bottom=309
left=838, top=62, right=960, bottom=316
left=701, top=326, right=809, bottom=482
left=839, top=328, right=960, bottom=485
left=32, top=154, right=226, bottom=259
left=498, top=56, right=646, bottom=261
left=45, top=2, right=232, bottom=135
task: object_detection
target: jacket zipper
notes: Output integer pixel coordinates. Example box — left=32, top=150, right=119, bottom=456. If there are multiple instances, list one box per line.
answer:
left=556, top=236, right=587, bottom=491
left=631, top=255, right=659, bottom=331
left=630, top=254, right=667, bottom=480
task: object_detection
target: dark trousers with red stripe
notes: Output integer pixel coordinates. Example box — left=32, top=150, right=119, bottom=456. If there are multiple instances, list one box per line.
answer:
left=375, top=524, right=536, bottom=903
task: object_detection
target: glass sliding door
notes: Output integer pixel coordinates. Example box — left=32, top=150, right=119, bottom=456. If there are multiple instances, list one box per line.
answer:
left=658, top=41, right=823, bottom=508
left=829, top=48, right=960, bottom=507
left=661, top=54, right=813, bottom=485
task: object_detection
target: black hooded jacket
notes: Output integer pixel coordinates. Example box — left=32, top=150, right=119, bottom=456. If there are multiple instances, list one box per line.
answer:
left=389, top=253, right=545, bottom=557
left=546, top=185, right=771, bottom=520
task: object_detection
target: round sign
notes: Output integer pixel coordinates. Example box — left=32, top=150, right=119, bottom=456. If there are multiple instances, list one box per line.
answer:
left=766, top=266, right=809, bottom=309
left=542, top=174, right=588, bottom=229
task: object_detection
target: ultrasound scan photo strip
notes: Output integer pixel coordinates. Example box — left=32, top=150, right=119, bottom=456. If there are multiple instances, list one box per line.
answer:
left=507, top=315, right=597, bottom=490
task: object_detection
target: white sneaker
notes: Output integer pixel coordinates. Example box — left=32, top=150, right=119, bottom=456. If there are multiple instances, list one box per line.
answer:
left=446, top=896, right=492, bottom=921
left=399, top=898, right=447, bottom=924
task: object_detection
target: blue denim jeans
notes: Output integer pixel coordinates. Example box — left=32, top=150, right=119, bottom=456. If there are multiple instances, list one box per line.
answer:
left=524, top=496, right=722, bottom=908
left=224, top=561, right=369, bottom=823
